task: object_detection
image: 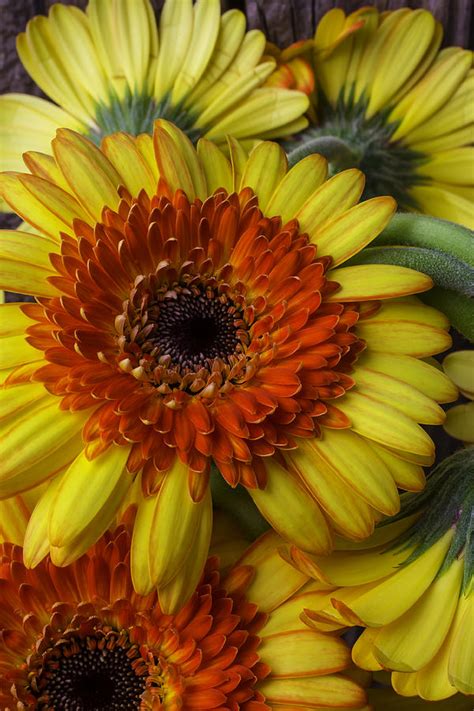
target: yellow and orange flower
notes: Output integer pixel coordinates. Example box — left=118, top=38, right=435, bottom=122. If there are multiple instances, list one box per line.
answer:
left=270, top=8, right=474, bottom=227
left=0, top=0, right=309, bottom=204
left=288, top=448, right=473, bottom=701
left=0, top=525, right=367, bottom=710
left=0, top=120, right=456, bottom=606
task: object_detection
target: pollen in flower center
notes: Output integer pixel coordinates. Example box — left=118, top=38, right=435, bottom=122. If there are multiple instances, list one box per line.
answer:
left=30, top=632, right=150, bottom=710
left=117, top=274, right=252, bottom=394
left=149, top=287, right=244, bottom=370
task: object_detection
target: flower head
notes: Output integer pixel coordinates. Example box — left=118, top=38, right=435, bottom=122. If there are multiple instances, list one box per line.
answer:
left=0, top=0, right=309, bottom=187
left=276, top=8, right=474, bottom=227
left=291, top=447, right=474, bottom=701
left=0, top=525, right=366, bottom=710
left=0, top=120, right=454, bottom=607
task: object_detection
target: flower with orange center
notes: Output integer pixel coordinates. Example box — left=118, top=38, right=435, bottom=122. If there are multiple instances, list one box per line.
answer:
left=0, top=120, right=455, bottom=609
left=0, top=524, right=367, bottom=710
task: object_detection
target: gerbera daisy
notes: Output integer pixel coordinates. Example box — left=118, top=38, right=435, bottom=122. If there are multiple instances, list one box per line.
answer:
left=290, top=447, right=473, bottom=701
left=0, top=524, right=367, bottom=710
left=442, top=350, right=474, bottom=444
left=274, top=7, right=474, bottom=228
left=0, top=120, right=455, bottom=607
left=0, top=0, right=309, bottom=192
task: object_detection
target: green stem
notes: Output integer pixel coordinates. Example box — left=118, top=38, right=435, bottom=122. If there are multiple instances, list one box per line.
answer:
left=210, top=464, right=270, bottom=540
left=287, top=135, right=360, bottom=169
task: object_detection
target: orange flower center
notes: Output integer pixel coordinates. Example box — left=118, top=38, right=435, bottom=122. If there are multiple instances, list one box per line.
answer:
left=22, top=185, right=365, bottom=494
left=0, top=537, right=270, bottom=711
left=28, top=627, right=155, bottom=709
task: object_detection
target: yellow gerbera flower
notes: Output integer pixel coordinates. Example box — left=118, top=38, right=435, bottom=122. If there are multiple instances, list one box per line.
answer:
left=0, top=120, right=455, bottom=610
left=443, top=350, right=474, bottom=444
left=276, top=7, right=474, bottom=227
left=0, top=525, right=367, bottom=710
left=0, top=0, right=309, bottom=181
left=290, top=448, right=473, bottom=701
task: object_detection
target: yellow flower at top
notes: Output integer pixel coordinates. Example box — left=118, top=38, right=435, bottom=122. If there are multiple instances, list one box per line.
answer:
left=272, top=7, right=474, bottom=228
left=289, top=447, right=474, bottom=701
left=0, top=0, right=309, bottom=183
left=0, top=120, right=455, bottom=611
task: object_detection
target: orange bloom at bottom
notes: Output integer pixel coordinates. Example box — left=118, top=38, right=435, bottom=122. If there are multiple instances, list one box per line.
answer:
left=0, top=526, right=366, bottom=710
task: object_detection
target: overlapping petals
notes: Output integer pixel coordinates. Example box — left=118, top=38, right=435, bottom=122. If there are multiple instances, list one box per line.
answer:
left=0, top=119, right=454, bottom=606
left=0, top=0, right=309, bottom=200
left=271, top=7, right=474, bottom=226
left=288, top=448, right=473, bottom=701
left=0, top=524, right=366, bottom=710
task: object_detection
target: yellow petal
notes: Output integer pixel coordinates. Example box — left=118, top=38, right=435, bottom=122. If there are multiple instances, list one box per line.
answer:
left=239, top=141, right=287, bottom=210
left=155, top=120, right=207, bottom=200
left=286, top=441, right=377, bottom=540
left=309, top=543, right=412, bottom=588
left=170, top=0, right=220, bottom=104
left=259, top=674, right=367, bottom=708
left=374, top=557, right=463, bottom=672
left=443, top=403, right=474, bottom=443
left=0, top=400, right=85, bottom=498
left=410, top=184, right=474, bottom=229
left=0, top=382, right=48, bottom=422
left=366, top=10, right=436, bottom=117
left=46, top=4, right=109, bottom=103
left=195, top=61, right=276, bottom=130
left=359, top=351, right=458, bottom=403
left=226, top=135, right=248, bottom=190
left=390, top=48, right=472, bottom=141
left=149, top=459, right=211, bottom=587
left=368, top=442, right=426, bottom=492
left=327, top=264, right=432, bottom=301
left=266, top=154, right=328, bottom=223
left=336, top=391, right=435, bottom=460
left=0, top=230, right=60, bottom=297
left=261, top=587, right=335, bottom=636
left=333, top=529, right=453, bottom=627
left=308, top=428, right=400, bottom=515
left=17, top=15, right=95, bottom=125
left=352, top=628, right=384, bottom=672
left=0, top=93, right=83, bottom=174
left=23, top=473, right=65, bottom=567
left=204, top=87, right=309, bottom=141
left=48, top=444, right=131, bottom=547
left=236, top=531, right=308, bottom=612
left=259, top=629, right=350, bottom=677
left=249, top=458, right=333, bottom=555
left=417, top=147, right=474, bottom=186
left=158, top=494, right=212, bottom=614
left=101, top=132, right=157, bottom=198
left=184, top=9, right=247, bottom=106
left=314, top=196, right=396, bottom=266
left=52, top=128, right=122, bottom=220
left=196, top=138, right=233, bottom=194
left=443, top=350, right=474, bottom=398
left=130, top=492, right=156, bottom=596
left=154, top=0, right=193, bottom=101
left=296, top=168, right=365, bottom=236
left=353, top=367, right=446, bottom=424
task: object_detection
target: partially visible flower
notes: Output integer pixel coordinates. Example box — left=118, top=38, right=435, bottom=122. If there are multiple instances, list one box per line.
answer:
left=272, top=8, right=474, bottom=227
left=0, top=0, right=309, bottom=192
left=443, top=350, right=474, bottom=444
left=0, top=120, right=455, bottom=609
left=0, top=526, right=367, bottom=710
left=368, top=684, right=471, bottom=710
left=289, top=448, right=474, bottom=701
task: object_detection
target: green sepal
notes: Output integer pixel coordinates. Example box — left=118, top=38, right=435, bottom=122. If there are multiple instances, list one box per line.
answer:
left=210, top=462, right=270, bottom=540
left=374, top=212, right=474, bottom=268
left=386, top=447, right=474, bottom=593
left=420, top=287, right=474, bottom=342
